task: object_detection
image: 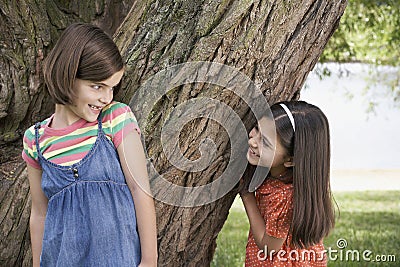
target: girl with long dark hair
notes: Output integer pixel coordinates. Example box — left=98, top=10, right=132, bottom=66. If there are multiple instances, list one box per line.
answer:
left=241, top=101, right=335, bottom=266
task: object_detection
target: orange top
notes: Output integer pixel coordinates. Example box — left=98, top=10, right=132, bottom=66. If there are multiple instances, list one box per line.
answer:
left=245, top=178, right=327, bottom=267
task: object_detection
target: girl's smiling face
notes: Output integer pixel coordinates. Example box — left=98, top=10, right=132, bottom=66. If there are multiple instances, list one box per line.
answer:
left=247, top=116, right=290, bottom=174
left=65, top=69, right=124, bottom=123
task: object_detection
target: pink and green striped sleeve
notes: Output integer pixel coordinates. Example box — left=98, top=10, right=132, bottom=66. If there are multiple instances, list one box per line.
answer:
left=22, top=124, right=43, bottom=169
left=102, top=102, right=141, bottom=149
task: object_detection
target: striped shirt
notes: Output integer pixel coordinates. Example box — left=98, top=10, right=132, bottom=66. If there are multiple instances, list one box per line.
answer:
left=22, top=101, right=140, bottom=169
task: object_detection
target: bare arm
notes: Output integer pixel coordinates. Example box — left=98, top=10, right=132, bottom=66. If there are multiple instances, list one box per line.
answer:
left=240, top=192, right=284, bottom=253
left=27, top=165, right=48, bottom=267
left=117, top=131, right=157, bottom=267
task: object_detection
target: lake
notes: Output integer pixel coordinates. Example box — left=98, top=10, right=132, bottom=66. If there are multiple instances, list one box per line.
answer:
left=300, top=63, right=400, bottom=171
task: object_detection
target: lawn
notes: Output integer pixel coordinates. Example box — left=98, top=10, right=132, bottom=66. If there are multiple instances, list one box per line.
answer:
left=212, top=191, right=400, bottom=267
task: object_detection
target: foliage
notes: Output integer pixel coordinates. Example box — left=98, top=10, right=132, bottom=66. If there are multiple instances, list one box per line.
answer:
left=321, top=0, right=400, bottom=66
left=213, top=191, right=400, bottom=266
left=315, top=0, right=400, bottom=110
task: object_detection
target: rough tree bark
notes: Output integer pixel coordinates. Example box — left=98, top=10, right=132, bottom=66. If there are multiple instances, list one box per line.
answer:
left=0, top=0, right=347, bottom=266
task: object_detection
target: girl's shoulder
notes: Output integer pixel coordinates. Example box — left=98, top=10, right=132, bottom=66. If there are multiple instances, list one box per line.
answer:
left=102, top=101, right=132, bottom=115
left=22, top=116, right=53, bottom=169
left=101, top=101, right=138, bottom=126
left=23, top=116, right=52, bottom=141
left=101, top=101, right=140, bottom=147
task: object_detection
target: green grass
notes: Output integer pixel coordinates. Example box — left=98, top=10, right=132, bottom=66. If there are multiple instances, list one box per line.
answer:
left=212, top=191, right=400, bottom=267
left=212, top=199, right=248, bottom=267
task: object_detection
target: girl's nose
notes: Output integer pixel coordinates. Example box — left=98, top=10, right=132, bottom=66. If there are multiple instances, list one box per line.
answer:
left=248, top=137, right=257, bottom=148
left=248, top=128, right=258, bottom=147
left=100, top=89, right=113, bottom=104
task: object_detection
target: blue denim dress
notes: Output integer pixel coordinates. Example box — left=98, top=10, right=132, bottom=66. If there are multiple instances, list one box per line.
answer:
left=34, top=114, right=141, bottom=266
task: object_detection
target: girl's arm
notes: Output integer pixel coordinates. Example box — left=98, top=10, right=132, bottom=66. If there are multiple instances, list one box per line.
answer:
left=240, top=192, right=284, bottom=253
left=27, top=165, right=48, bottom=267
left=117, top=131, right=157, bottom=267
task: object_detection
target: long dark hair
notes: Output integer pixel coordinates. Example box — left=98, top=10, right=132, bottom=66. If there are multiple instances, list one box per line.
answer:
left=272, top=100, right=335, bottom=248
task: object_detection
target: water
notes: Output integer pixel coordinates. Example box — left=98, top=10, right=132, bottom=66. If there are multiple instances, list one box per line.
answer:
left=300, top=63, right=400, bottom=170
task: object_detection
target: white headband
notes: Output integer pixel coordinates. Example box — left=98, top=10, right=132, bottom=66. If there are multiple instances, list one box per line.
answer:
left=280, top=103, right=295, bottom=131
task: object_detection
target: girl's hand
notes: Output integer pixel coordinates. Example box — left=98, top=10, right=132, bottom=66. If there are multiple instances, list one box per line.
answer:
left=238, top=178, right=250, bottom=196
left=239, top=179, right=256, bottom=204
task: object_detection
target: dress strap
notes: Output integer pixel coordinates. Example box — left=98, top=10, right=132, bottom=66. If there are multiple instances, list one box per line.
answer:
left=97, top=112, right=104, bottom=135
left=34, top=122, right=42, bottom=157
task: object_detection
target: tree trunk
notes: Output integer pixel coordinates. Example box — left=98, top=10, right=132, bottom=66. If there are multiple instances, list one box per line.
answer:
left=114, top=0, right=347, bottom=266
left=0, top=0, right=347, bottom=266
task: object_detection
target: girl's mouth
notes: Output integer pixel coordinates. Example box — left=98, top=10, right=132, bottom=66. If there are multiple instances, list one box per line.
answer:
left=88, top=104, right=103, bottom=111
left=248, top=147, right=259, bottom=157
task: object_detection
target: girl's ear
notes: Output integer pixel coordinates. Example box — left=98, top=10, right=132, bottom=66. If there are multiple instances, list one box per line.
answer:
left=283, top=157, right=294, bottom=167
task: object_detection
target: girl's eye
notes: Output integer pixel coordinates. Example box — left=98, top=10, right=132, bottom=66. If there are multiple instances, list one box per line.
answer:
left=262, top=139, right=271, bottom=148
left=92, top=85, right=101, bottom=90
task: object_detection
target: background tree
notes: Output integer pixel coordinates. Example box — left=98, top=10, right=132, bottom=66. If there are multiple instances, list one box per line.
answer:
left=322, top=0, right=399, bottom=65
left=0, top=0, right=347, bottom=266
left=318, top=0, right=400, bottom=112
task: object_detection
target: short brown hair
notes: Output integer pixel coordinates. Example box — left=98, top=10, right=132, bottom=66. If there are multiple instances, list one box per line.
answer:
left=43, top=23, right=124, bottom=105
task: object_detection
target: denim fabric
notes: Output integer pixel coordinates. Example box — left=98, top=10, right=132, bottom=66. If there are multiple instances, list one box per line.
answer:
left=34, top=113, right=141, bottom=267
